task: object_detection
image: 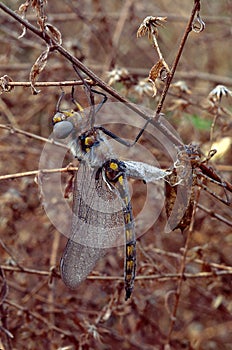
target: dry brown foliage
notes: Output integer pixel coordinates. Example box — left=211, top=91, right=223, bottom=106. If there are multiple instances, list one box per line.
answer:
left=0, top=1, right=232, bottom=349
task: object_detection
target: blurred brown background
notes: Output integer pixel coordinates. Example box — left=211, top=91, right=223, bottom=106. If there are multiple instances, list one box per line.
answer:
left=0, top=1, right=232, bottom=349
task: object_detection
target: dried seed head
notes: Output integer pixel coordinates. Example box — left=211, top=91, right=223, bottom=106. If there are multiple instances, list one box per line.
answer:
left=208, top=85, right=232, bottom=103
left=137, top=16, right=167, bottom=39
left=134, top=79, right=153, bottom=97
left=107, top=67, right=129, bottom=85
left=171, top=81, right=192, bottom=95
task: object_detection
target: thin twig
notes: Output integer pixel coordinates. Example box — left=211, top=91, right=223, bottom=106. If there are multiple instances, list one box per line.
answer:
left=197, top=203, right=232, bottom=227
left=4, top=79, right=93, bottom=88
left=2, top=64, right=232, bottom=85
left=0, top=2, right=183, bottom=147
left=103, top=0, right=133, bottom=72
left=1, top=264, right=232, bottom=281
left=0, top=166, right=78, bottom=181
left=2, top=11, right=231, bottom=24
left=156, top=0, right=201, bottom=116
left=167, top=185, right=200, bottom=342
left=4, top=299, right=77, bottom=340
left=48, top=230, right=60, bottom=327
left=0, top=124, right=67, bottom=149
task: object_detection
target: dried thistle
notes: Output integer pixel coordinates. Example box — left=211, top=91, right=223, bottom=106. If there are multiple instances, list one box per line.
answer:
left=208, top=85, right=232, bottom=103
left=137, top=16, right=167, bottom=39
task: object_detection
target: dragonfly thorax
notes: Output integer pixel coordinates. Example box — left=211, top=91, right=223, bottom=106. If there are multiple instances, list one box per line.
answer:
left=69, top=128, right=115, bottom=168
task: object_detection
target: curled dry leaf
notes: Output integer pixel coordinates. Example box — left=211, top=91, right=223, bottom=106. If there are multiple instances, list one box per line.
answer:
left=18, top=1, right=30, bottom=38
left=165, top=145, right=197, bottom=233
left=30, top=47, right=49, bottom=94
left=148, top=59, right=170, bottom=96
left=45, top=24, right=62, bottom=45
left=192, top=13, right=205, bottom=33
left=19, top=0, right=47, bottom=18
left=18, top=0, right=47, bottom=32
left=18, top=1, right=30, bottom=16
left=0, top=75, right=14, bottom=94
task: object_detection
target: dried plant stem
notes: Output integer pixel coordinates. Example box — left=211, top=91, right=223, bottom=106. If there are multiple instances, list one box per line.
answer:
left=3, top=79, right=93, bottom=88
left=0, top=2, right=183, bottom=147
left=48, top=230, right=60, bottom=328
left=167, top=186, right=200, bottom=343
left=197, top=203, right=232, bottom=227
left=210, top=108, right=220, bottom=143
left=156, top=0, right=201, bottom=116
left=166, top=229, right=193, bottom=342
left=1, top=264, right=232, bottom=281
left=0, top=239, right=24, bottom=270
left=0, top=166, right=78, bottom=181
left=103, top=0, right=133, bottom=72
left=0, top=124, right=67, bottom=148
left=4, top=299, right=77, bottom=340
left=152, top=247, right=232, bottom=271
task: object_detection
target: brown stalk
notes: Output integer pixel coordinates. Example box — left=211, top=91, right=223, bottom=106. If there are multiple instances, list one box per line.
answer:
left=0, top=2, right=183, bottom=147
left=155, top=0, right=202, bottom=116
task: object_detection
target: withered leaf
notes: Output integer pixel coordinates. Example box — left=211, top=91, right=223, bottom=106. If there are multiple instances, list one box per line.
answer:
left=0, top=75, right=14, bottom=93
left=45, top=23, right=62, bottom=45
left=148, top=59, right=169, bottom=96
left=30, top=47, right=49, bottom=94
left=149, top=60, right=164, bottom=82
left=165, top=168, right=195, bottom=233
left=165, top=146, right=197, bottom=233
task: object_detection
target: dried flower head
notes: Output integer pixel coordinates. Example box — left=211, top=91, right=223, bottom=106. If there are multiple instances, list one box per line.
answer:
left=208, top=85, right=232, bottom=103
left=137, top=16, right=167, bottom=39
left=107, top=67, right=130, bottom=85
left=171, top=81, right=192, bottom=95
left=134, top=79, right=153, bottom=97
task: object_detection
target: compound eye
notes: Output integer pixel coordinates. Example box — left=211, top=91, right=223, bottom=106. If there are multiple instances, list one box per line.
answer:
left=52, top=112, right=66, bottom=125
left=53, top=120, right=74, bottom=139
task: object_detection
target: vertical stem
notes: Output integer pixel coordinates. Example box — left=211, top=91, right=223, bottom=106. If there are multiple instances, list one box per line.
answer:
left=156, top=0, right=201, bottom=116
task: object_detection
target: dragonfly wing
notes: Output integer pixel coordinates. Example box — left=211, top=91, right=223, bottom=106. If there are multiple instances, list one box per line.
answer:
left=60, top=161, right=125, bottom=289
left=60, top=240, right=106, bottom=289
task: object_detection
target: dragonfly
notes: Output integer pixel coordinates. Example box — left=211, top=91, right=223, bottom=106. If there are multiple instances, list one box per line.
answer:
left=165, top=143, right=232, bottom=233
left=52, top=67, right=169, bottom=300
